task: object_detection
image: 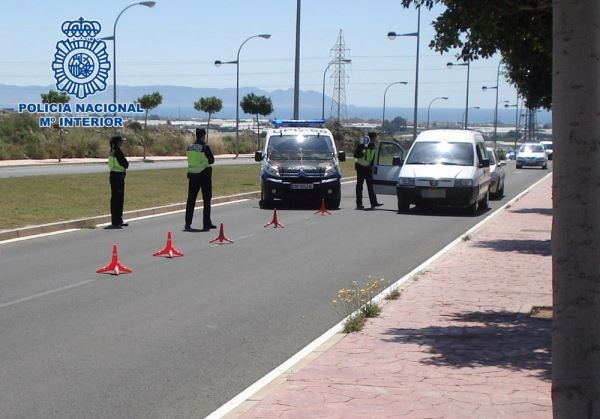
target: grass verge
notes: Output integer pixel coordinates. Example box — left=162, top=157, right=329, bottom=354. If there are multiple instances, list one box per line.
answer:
left=1, top=159, right=357, bottom=230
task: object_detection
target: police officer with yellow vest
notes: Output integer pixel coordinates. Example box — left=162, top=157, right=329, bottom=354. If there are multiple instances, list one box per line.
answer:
left=107, top=134, right=129, bottom=228
left=185, top=128, right=216, bottom=231
left=354, top=131, right=383, bottom=210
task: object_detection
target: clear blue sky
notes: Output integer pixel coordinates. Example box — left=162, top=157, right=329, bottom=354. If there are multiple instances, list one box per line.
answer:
left=0, top=0, right=519, bottom=110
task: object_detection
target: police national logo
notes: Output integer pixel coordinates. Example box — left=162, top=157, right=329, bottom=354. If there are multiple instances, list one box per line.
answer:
left=52, top=18, right=111, bottom=99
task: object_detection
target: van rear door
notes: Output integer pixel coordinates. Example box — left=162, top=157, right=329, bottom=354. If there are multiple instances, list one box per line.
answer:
left=372, top=141, right=404, bottom=195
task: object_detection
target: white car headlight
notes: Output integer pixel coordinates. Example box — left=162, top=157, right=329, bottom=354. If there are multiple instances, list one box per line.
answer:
left=455, top=179, right=473, bottom=187
left=398, top=177, right=415, bottom=186
left=265, top=163, right=280, bottom=176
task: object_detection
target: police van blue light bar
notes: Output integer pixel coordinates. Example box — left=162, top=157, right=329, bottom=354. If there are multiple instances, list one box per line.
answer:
left=271, top=119, right=326, bottom=128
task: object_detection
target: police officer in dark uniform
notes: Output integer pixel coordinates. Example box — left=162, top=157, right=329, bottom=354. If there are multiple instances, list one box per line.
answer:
left=107, top=134, right=129, bottom=228
left=185, top=128, right=216, bottom=231
left=354, top=131, right=383, bottom=210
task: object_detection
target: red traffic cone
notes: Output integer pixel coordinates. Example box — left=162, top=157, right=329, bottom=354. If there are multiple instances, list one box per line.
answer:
left=314, top=198, right=332, bottom=215
left=153, top=231, right=184, bottom=258
left=209, top=223, right=234, bottom=244
left=96, top=244, right=133, bottom=276
left=264, top=208, right=285, bottom=228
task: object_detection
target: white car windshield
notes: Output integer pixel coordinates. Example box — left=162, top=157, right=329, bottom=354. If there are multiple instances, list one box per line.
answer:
left=267, top=134, right=334, bottom=160
left=520, top=144, right=545, bottom=153
left=406, top=141, right=474, bottom=166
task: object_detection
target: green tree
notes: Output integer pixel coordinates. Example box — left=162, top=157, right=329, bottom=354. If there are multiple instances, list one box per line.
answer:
left=136, top=92, right=163, bottom=160
left=401, top=0, right=552, bottom=109
left=193, top=96, right=223, bottom=142
left=383, top=116, right=408, bottom=134
left=240, top=93, right=274, bottom=150
left=40, top=90, right=70, bottom=162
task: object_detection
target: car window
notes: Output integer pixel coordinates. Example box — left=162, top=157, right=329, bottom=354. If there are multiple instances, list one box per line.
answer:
left=267, top=134, right=334, bottom=160
left=520, top=144, right=545, bottom=153
left=377, top=142, right=403, bottom=166
left=486, top=149, right=496, bottom=164
left=406, top=141, right=474, bottom=166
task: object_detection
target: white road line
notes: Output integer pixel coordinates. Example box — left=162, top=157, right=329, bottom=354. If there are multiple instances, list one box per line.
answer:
left=0, top=279, right=96, bottom=309
left=205, top=171, right=552, bottom=419
left=0, top=229, right=80, bottom=245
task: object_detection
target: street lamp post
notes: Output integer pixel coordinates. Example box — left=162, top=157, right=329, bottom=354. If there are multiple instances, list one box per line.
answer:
left=481, top=60, right=504, bottom=148
left=447, top=61, right=470, bottom=129
left=322, top=59, right=351, bottom=120
left=103, top=2, right=156, bottom=105
left=293, top=0, right=301, bottom=119
left=387, top=1, right=421, bottom=140
left=462, top=106, right=480, bottom=128
left=504, top=97, right=520, bottom=148
left=426, top=96, right=448, bottom=129
left=382, top=81, right=408, bottom=134
left=215, top=34, right=271, bottom=158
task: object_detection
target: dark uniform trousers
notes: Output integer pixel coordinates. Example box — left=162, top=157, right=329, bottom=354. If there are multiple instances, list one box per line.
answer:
left=185, top=167, right=212, bottom=228
left=110, top=172, right=126, bottom=226
left=355, top=163, right=377, bottom=207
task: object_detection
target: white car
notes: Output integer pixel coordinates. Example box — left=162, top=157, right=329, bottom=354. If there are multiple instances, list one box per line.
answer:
left=487, top=148, right=506, bottom=199
left=516, top=143, right=548, bottom=169
left=372, top=129, right=491, bottom=215
left=540, top=140, right=553, bottom=160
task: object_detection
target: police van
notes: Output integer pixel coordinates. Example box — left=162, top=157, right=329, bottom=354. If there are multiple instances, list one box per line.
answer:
left=372, top=129, right=491, bottom=215
left=255, top=120, right=346, bottom=209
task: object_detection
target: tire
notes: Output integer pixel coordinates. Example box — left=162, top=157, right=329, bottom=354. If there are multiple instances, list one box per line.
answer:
left=259, top=184, right=273, bottom=209
left=497, top=182, right=505, bottom=199
left=326, top=195, right=341, bottom=210
left=480, top=189, right=489, bottom=210
left=516, top=164, right=522, bottom=169
left=467, top=188, right=480, bottom=215
left=397, top=192, right=410, bottom=214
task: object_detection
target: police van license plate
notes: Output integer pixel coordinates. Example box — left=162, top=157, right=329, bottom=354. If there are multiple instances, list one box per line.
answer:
left=291, top=183, right=313, bottom=190
left=421, top=189, right=446, bottom=198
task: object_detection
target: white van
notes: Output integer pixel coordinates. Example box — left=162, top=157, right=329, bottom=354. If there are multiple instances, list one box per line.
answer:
left=372, top=129, right=491, bottom=215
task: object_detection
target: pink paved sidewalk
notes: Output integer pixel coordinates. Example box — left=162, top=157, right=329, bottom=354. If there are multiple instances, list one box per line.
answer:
left=237, top=176, right=553, bottom=419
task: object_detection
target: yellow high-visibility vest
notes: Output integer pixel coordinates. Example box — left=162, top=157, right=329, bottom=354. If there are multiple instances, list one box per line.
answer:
left=356, top=148, right=375, bottom=167
left=107, top=151, right=126, bottom=172
left=187, top=144, right=210, bottom=174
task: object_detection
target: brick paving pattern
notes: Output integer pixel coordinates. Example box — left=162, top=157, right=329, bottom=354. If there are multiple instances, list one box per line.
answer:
left=239, top=176, right=552, bottom=419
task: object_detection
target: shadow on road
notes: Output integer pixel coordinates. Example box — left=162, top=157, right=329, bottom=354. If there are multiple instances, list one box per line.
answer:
left=382, top=310, right=551, bottom=381
left=473, top=239, right=551, bottom=257
left=510, top=207, right=553, bottom=216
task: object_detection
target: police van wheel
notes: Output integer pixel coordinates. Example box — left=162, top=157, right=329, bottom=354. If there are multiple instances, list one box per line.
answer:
left=326, top=196, right=341, bottom=210
left=259, top=185, right=274, bottom=209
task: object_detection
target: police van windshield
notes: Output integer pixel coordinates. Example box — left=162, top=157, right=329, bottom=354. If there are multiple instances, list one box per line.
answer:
left=406, top=141, right=474, bottom=166
left=267, top=134, right=334, bottom=160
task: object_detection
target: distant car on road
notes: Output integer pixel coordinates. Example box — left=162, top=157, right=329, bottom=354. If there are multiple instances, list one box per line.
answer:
left=487, top=148, right=506, bottom=199
left=516, top=143, right=548, bottom=169
left=505, top=149, right=517, bottom=160
left=540, top=141, right=553, bottom=160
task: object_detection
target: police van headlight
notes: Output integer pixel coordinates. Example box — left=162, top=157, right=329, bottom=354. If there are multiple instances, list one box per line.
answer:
left=455, top=179, right=473, bottom=187
left=398, top=177, right=415, bottom=186
left=324, top=164, right=337, bottom=177
left=265, top=162, right=280, bottom=176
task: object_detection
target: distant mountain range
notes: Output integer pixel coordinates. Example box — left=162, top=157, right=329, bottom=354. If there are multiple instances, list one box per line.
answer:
left=0, top=84, right=551, bottom=124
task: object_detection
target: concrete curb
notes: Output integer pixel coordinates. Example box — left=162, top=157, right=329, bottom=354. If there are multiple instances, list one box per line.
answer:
left=0, top=191, right=260, bottom=242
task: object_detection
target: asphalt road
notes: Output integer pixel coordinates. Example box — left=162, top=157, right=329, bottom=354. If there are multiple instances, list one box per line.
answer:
left=0, top=161, right=550, bottom=419
left=0, top=157, right=257, bottom=178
